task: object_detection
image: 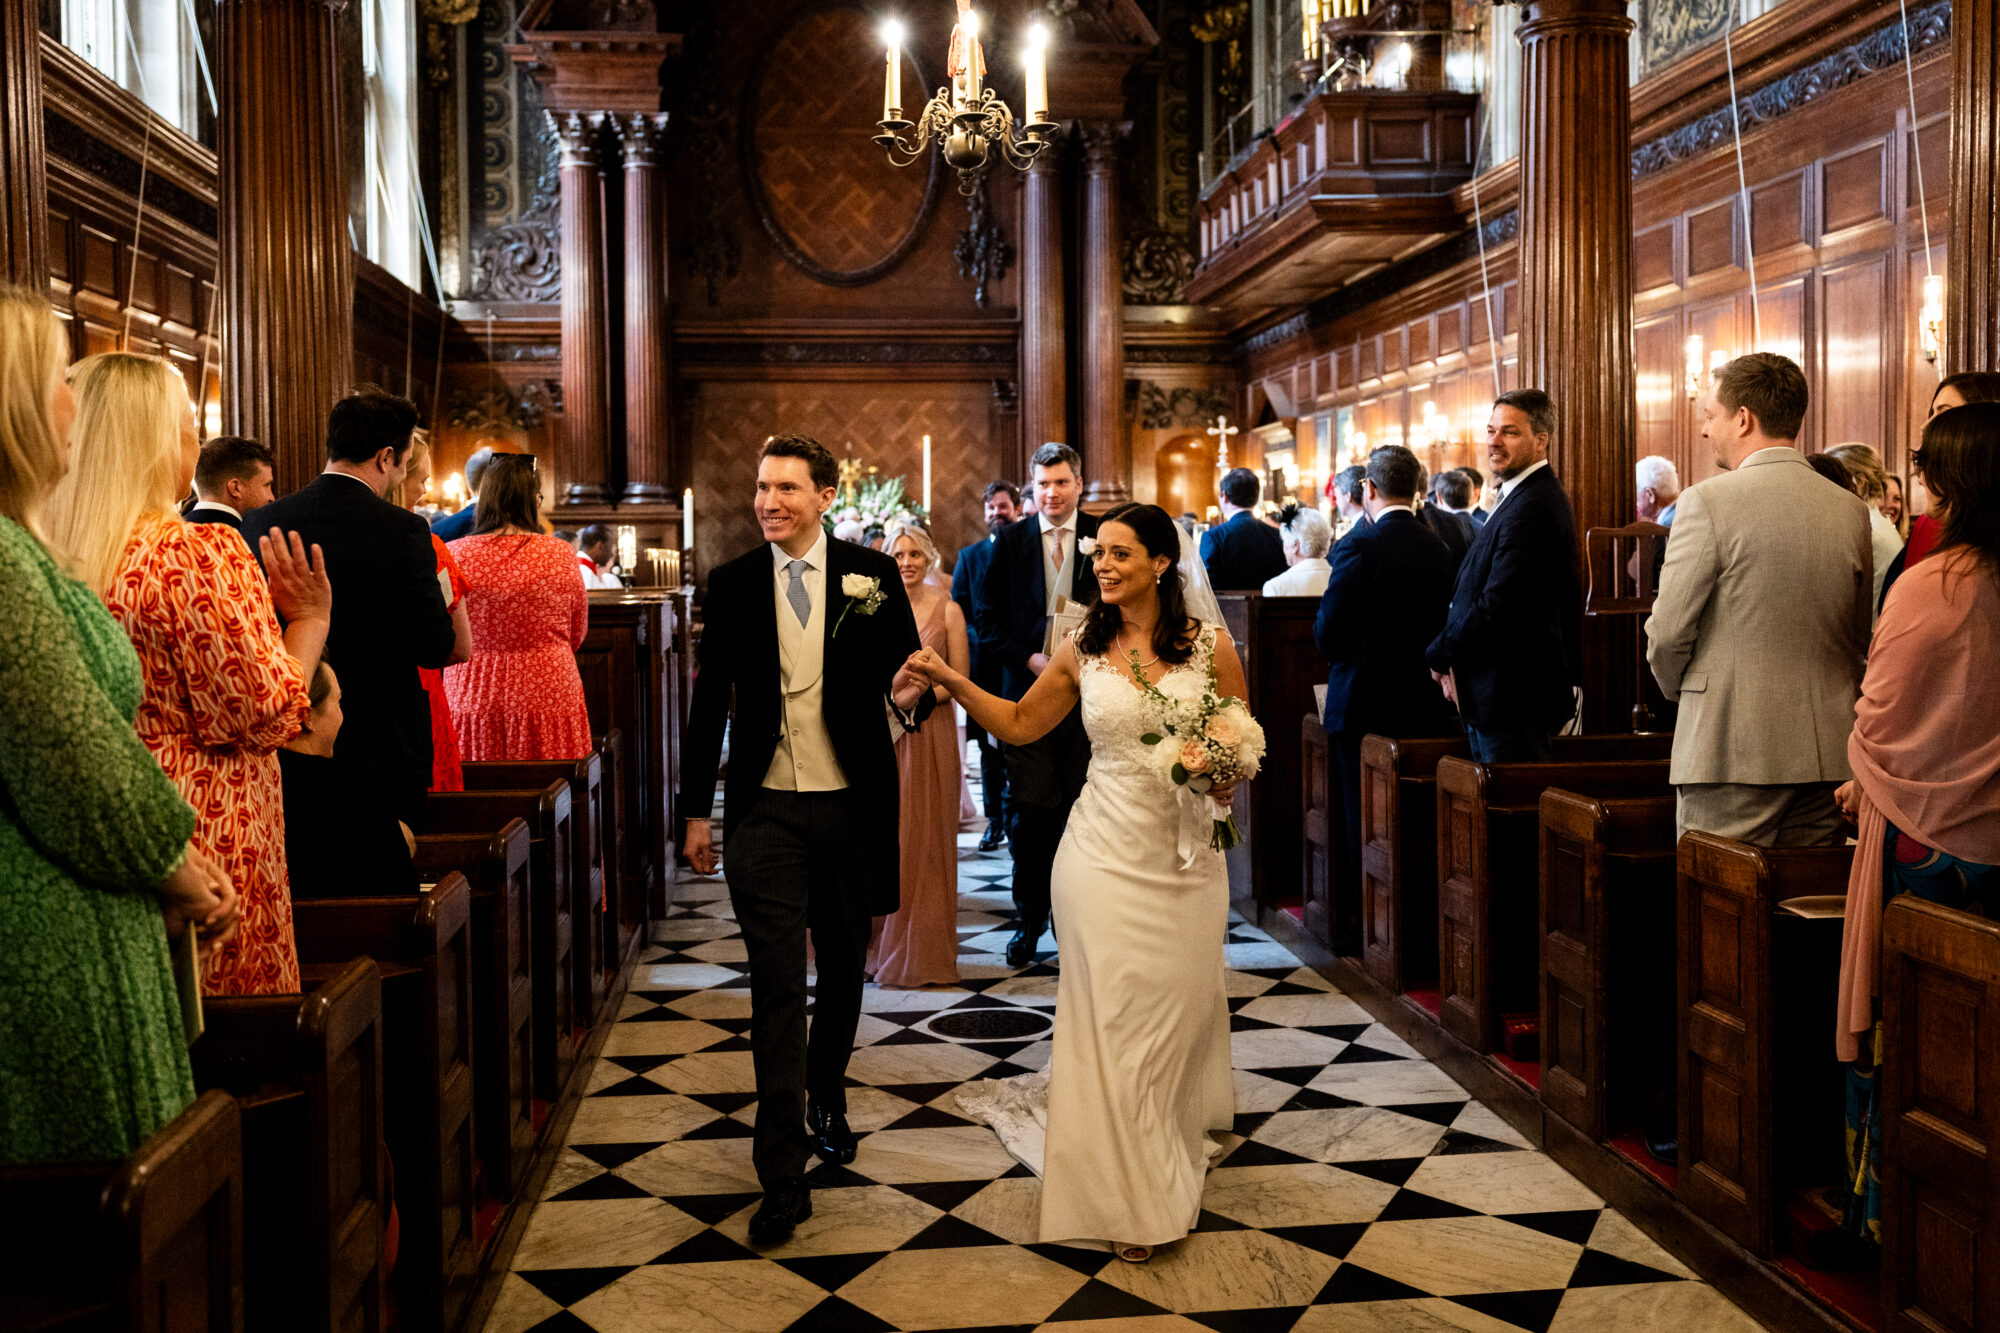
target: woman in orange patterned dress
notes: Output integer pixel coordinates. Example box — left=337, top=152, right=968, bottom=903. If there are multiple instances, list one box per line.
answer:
left=44, top=353, right=329, bottom=996
left=393, top=432, right=474, bottom=790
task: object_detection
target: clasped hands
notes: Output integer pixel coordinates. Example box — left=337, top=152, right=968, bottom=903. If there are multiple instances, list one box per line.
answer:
left=158, top=848, right=241, bottom=958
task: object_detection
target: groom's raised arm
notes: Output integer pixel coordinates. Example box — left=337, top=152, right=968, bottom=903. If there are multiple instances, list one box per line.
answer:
left=678, top=569, right=736, bottom=825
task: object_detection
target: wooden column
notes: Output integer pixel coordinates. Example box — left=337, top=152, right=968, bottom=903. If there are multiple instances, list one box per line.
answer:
left=0, top=0, right=47, bottom=286
left=1514, top=0, right=1635, bottom=730
left=550, top=110, right=611, bottom=506
left=1020, top=144, right=1066, bottom=456
left=1949, top=0, right=2000, bottom=372
left=617, top=112, right=671, bottom=505
left=218, top=0, right=353, bottom=494
left=1078, top=121, right=1130, bottom=505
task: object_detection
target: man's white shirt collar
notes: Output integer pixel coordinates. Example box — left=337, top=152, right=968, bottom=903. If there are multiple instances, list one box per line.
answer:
left=1044, top=510, right=1077, bottom=536
left=1495, top=459, right=1550, bottom=504
left=771, top=527, right=829, bottom=573
left=191, top=500, right=242, bottom=520
left=1373, top=503, right=1417, bottom=520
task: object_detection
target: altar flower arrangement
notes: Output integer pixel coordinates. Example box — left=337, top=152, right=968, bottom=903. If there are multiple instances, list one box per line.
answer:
left=1131, top=650, right=1266, bottom=861
left=833, top=573, right=886, bottom=636
left=828, top=474, right=927, bottom=541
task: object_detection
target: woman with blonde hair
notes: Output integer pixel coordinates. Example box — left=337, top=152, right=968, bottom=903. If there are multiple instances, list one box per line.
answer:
left=44, top=351, right=328, bottom=997
left=393, top=429, right=473, bottom=791
left=0, top=292, right=239, bottom=1162
left=1825, top=443, right=1905, bottom=616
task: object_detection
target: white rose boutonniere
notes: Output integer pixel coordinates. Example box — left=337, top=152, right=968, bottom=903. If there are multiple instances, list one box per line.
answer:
left=833, top=573, right=887, bottom=636
left=1078, top=536, right=1100, bottom=560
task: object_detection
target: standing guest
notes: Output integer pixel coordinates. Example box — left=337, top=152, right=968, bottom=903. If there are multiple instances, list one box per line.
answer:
left=953, top=479, right=1020, bottom=851
left=1331, top=464, right=1368, bottom=538
left=1425, top=389, right=1583, bottom=762
left=1315, top=445, right=1459, bottom=955
left=393, top=431, right=473, bottom=791
left=445, top=453, right=593, bottom=760
left=1262, top=503, right=1333, bottom=596
left=280, top=663, right=421, bottom=899
left=1636, top=455, right=1680, bottom=526
left=1200, top=466, right=1288, bottom=589
left=1647, top=353, right=1872, bottom=844
left=46, top=352, right=325, bottom=998
left=1416, top=467, right=1475, bottom=570
left=1807, top=453, right=1857, bottom=492
left=245, top=390, right=457, bottom=834
left=1457, top=467, right=1489, bottom=525
left=429, top=443, right=494, bottom=540
left=576, top=524, right=623, bottom=589
left=185, top=436, right=275, bottom=537
left=0, top=291, right=238, bottom=1162
left=1826, top=443, right=1906, bottom=616
left=975, top=443, right=1100, bottom=966
left=1880, top=372, right=2000, bottom=605
left=1881, top=474, right=1909, bottom=541
left=870, top=522, right=969, bottom=987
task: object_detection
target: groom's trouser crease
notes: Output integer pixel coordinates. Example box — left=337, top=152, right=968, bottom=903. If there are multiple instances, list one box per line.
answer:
left=1002, top=707, right=1090, bottom=937
left=726, top=788, right=873, bottom=1187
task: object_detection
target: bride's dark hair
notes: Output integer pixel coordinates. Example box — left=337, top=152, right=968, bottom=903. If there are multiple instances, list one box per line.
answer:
left=1074, top=502, right=1199, bottom=666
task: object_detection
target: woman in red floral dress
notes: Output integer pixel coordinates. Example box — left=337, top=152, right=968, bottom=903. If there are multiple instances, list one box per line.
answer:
left=44, top=352, right=328, bottom=996
left=444, top=453, right=593, bottom=761
left=394, top=432, right=474, bottom=790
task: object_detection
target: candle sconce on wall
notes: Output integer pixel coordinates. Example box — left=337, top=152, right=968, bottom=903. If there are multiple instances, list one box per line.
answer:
left=874, top=10, right=1057, bottom=193
left=1920, top=274, right=1944, bottom=367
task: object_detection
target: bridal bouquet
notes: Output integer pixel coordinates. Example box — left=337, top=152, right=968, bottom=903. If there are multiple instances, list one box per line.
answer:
left=1130, top=650, right=1267, bottom=862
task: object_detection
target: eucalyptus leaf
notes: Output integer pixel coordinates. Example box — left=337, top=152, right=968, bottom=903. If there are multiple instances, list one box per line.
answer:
left=1142, top=733, right=1162, bottom=745
left=1171, top=763, right=1188, bottom=784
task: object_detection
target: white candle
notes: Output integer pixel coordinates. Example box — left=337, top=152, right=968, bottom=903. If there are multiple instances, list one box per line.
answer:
left=922, top=434, right=932, bottom=512
left=881, top=19, right=904, bottom=119
left=1025, top=23, right=1049, bottom=122
left=682, top=487, right=694, bottom=552
left=958, top=9, right=981, bottom=107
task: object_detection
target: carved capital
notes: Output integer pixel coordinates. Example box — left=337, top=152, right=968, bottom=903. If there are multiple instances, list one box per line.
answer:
left=1076, top=120, right=1128, bottom=171
left=615, top=112, right=671, bottom=167
left=547, top=110, right=609, bottom=168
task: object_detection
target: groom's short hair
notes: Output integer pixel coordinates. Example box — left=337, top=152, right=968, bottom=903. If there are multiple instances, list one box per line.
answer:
left=1030, top=441, right=1081, bottom=475
left=761, top=434, right=838, bottom=491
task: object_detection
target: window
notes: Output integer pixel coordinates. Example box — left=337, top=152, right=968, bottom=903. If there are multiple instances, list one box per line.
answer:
left=357, top=0, right=421, bottom=288
left=57, top=0, right=204, bottom=138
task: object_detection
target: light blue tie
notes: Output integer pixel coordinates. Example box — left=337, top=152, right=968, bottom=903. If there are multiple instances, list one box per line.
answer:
left=785, top=558, right=812, bottom=627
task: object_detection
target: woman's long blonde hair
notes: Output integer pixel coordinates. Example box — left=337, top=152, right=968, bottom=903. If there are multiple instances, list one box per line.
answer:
left=43, top=352, right=190, bottom=591
left=390, top=428, right=432, bottom=510
left=0, top=289, right=74, bottom=541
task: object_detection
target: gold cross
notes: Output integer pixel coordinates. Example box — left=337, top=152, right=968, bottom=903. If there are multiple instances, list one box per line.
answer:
left=1207, top=414, right=1238, bottom=469
left=836, top=450, right=866, bottom=500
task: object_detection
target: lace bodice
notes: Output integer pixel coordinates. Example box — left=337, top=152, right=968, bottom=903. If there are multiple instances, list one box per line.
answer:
left=1075, top=626, right=1217, bottom=796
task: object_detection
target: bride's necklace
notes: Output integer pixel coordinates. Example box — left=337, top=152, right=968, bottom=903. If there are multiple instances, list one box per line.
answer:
left=1117, top=625, right=1160, bottom=668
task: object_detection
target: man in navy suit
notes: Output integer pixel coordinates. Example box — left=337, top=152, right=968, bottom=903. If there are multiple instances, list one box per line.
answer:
left=1316, top=445, right=1460, bottom=954
left=183, top=436, right=275, bottom=538
left=973, top=443, right=1100, bottom=966
left=1456, top=468, right=1490, bottom=526
left=1425, top=389, right=1584, bottom=763
left=429, top=444, right=494, bottom=540
left=952, top=480, right=1021, bottom=852
left=1200, top=467, right=1288, bottom=590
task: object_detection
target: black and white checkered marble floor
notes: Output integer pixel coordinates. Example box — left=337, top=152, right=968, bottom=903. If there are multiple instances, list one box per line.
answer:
left=482, top=824, right=1764, bottom=1333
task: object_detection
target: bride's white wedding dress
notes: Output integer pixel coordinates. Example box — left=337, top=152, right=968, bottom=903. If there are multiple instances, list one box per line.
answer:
left=958, top=628, right=1234, bottom=1247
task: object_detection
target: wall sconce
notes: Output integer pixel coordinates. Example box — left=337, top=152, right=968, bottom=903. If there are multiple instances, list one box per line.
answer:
left=1921, top=274, right=1944, bottom=366
left=615, top=524, right=638, bottom=574
left=1684, top=334, right=1703, bottom=401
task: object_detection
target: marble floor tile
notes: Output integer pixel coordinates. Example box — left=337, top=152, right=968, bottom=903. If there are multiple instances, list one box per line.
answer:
left=711, top=1184, right=941, bottom=1256
left=1096, top=1229, right=1339, bottom=1313
left=637, top=962, right=745, bottom=989
left=566, top=1260, right=827, bottom=1333
left=1307, top=1060, right=1471, bottom=1105
left=1548, top=1280, right=1767, bottom=1332
left=1352, top=1024, right=1422, bottom=1058
left=1343, top=1215, right=1586, bottom=1296
left=845, top=1039, right=1000, bottom=1086
left=614, top=1138, right=764, bottom=1197
left=1200, top=1161, right=1400, bottom=1227
left=511, top=1197, right=705, bottom=1269
left=1401, top=1151, right=1604, bottom=1216
left=677, top=938, right=750, bottom=964
left=1041, top=1318, right=1216, bottom=1333
left=652, top=916, right=739, bottom=942
left=1235, top=989, right=1376, bottom=1029
left=583, top=1059, right=638, bottom=1095
left=1586, top=1212, right=1695, bottom=1279
left=981, top=973, right=1062, bottom=1004
left=564, top=1094, right=719, bottom=1145
left=647, top=1050, right=761, bottom=1095
left=1448, top=1101, right=1534, bottom=1149
left=663, top=989, right=754, bottom=1021
left=1230, top=1026, right=1348, bottom=1069
left=479, top=1273, right=563, bottom=1333
left=859, top=985, right=970, bottom=1013
left=947, top=1176, right=1047, bottom=1246
left=600, top=1019, right=734, bottom=1058
left=1224, top=941, right=1306, bottom=970
left=1255, top=1105, right=1449, bottom=1163
left=538, top=1147, right=609, bottom=1200
left=1290, top=1297, right=1529, bottom=1333
left=613, top=993, right=661, bottom=1022
left=849, top=1125, right=1023, bottom=1183
left=840, top=1085, right=924, bottom=1132
left=850, top=1013, right=910, bottom=1046
left=836, top=1244, right=1091, bottom=1330
left=1232, top=1068, right=1303, bottom=1113
left=1224, top=970, right=1280, bottom=999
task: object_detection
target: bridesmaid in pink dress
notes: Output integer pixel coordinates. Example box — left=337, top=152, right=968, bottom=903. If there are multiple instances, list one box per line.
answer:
left=869, top=523, right=971, bottom=987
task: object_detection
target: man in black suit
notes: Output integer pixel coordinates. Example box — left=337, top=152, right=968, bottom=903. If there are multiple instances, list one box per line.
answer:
left=244, top=391, right=456, bottom=833
left=1456, top=467, right=1490, bottom=526
left=1200, top=466, right=1288, bottom=590
left=679, top=435, right=931, bottom=1245
left=1425, top=389, right=1584, bottom=763
left=951, top=479, right=1021, bottom=852
left=183, top=436, right=275, bottom=537
left=973, top=442, right=1100, bottom=967
left=1315, top=446, right=1460, bottom=955
left=1416, top=467, right=1475, bottom=572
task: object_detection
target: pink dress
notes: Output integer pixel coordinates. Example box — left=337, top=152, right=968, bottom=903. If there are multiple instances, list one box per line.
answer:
left=442, top=532, right=594, bottom=762
left=869, top=598, right=963, bottom=987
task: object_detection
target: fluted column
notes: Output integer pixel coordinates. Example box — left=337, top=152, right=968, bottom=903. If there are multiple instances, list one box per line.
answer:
left=617, top=112, right=671, bottom=504
left=1948, top=0, right=2000, bottom=372
left=551, top=110, right=611, bottom=506
left=1078, top=121, right=1130, bottom=505
left=0, top=0, right=47, bottom=286
left=218, top=0, right=353, bottom=494
left=1020, top=143, right=1066, bottom=460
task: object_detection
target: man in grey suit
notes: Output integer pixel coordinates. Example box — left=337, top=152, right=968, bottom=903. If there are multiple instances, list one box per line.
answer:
left=1645, top=353, right=1873, bottom=845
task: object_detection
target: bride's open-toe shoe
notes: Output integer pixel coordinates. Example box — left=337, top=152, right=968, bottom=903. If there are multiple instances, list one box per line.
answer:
left=1116, top=1244, right=1152, bottom=1264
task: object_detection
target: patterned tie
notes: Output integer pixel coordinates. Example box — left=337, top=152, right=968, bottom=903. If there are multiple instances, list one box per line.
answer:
left=1050, top=528, right=1065, bottom=572
left=786, top=559, right=812, bottom=627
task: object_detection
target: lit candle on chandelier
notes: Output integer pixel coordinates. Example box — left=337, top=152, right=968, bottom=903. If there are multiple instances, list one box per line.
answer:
left=682, top=487, right=694, bottom=554
left=957, top=8, right=981, bottom=107
left=881, top=19, right=904, bottom=120
left=922, top=434, right=932, bottom=512
left=1024, top=22, right=1049, bottom=123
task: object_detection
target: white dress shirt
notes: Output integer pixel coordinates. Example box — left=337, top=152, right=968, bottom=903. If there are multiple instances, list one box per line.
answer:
left=1040, top=510, right=1078, bottom=615
left=190, top=499, right=242, bottom=521
left=1262, top=557, right=1331, bottom=598
left=764, top=530, right=848, bottom=792
left=1492, top=459, right=1550, bottom=507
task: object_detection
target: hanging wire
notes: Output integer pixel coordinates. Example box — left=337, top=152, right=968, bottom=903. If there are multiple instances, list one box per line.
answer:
left=174, top=0, right=218, bottom=121
left=1468, top=91, right=1502, bottom=399
left=1721, top=11, right=1761, bottom=348
left=116, top=6, right=159, bottom=350
left=1898, top=0, right=1935, bottom=279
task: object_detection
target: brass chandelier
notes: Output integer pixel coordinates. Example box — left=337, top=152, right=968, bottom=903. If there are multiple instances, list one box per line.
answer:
left=873, top=4, right=1057, bottom=192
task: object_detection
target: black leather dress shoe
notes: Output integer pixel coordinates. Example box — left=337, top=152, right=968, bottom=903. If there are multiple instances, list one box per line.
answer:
left=1643, top=1133, right=1678, bottom=1166
left=977, top=825, right=1006, bottom=852
left=748, top=1181, right=812, bottom=1246
left=807, top=1101, right=856, bottom=1165
left=1005, top=927, right=1039, bottom=969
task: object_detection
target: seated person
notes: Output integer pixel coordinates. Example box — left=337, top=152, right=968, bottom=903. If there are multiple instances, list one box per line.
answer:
left=280, top=662, right=421, bottom=898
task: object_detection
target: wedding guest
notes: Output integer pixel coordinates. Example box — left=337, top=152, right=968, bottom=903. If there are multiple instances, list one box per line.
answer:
left=1415, top=465, right=1474, bottom=570
left=1826, top=443, right=1906, bottom=615
left=576, top=524, right=622, bottom=589
left=1426, top=389, right=1583, bottom=762
left=185, top=436, right=275, bottom=537
left=952, top=480, right=1020, bottom=851
left=280, top=662, right=421, bottom=899
left=429, top=442, right=494, bottom=540
left=1807, top=452, right=1856, bottom=492
left=1200, top=467, right=1286, bottom=589
left=1834, top=402, right=2000, bottom=1243
left=1262, top=503, right=1333, bottom=597
left=1636, top=455, right=1680, bottom=526
left=392, top=430, right=473, bottom=791
left=244, top=389, right=456, bottom=834
left=46, top=351, right=323, bottom=998
left=1457, top=467, right=1489, bottom=525
left=1648, top=354, right=1871, bottom=844
left=1882, top=474, right=1909, bottom=540
left=0, top=290, right=237, bottom=1163
left=870, top=523, right=969, bottom=987
left=444, top=453, right=593, bottom=761
left=1332, top=464, right=1368, bottom=537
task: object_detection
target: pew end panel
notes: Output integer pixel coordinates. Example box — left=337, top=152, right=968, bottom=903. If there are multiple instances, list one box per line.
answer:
left=1360, top=734, right=1463, bottom=996
left=1301, top=716, right=1333, bottom=944
left=1436, top=756, right=1494, bottom=1051
left=1217, top=593, right=1320, bottom=916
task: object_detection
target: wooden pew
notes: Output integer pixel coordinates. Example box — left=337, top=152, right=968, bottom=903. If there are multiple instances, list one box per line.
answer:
left=1300, top=716, right=1333, bottom=943
left=1538, top=790, right=1678, bottom=1142
left=461, top=751, right=608, bottom=1028
left=0, top=1090, right=244, bottom=1333
left=1217, top=593, right=1321, bottom=913
left=1880, top=895, right=2000, bottom=1333
left=292, top=874, right=479, bottom=1332
left=1359, top=735, right=1467, bottom=994
left=594, top=727, right=638, bottom=975
left=1436, top=755, right=1671, bottom=1057
left=411, top=822, right=533, bottom=1201
left=428, top=784, right=577, bottom=1104
left=579, top=592, right=686, bottom=923
left=192, top=958, right=384, bottom=1333
left=1676, top=833, right=1849, bottom=1257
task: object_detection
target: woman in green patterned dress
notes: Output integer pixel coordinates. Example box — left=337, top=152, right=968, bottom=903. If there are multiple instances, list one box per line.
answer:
left=0, top=289, right=241, bottom=1163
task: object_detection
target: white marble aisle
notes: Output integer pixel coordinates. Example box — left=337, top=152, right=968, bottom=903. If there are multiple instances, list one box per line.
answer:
left=480, top=827, right=1766, bottom=1333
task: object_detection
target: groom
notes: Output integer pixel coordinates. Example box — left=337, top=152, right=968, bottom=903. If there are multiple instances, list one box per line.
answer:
left=679, top=434, right=931, bottom=1244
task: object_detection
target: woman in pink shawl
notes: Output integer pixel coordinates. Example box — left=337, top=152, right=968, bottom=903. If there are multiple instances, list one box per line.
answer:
left=1834, top=402, right=2000, bottom=1241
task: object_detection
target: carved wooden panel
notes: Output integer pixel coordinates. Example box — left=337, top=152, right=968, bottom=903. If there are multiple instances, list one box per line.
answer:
left=1687, top=199, right=1739, bottom=276
left=1407, top=316, right=1432, bottom=366
left=1750, top=171, right=1808, bottom=256
left=1366, top=115, right=1432, bottom=166
left=1381, top=328, right=1404, bottom=376
left=1634, top=222, right=1678, bottom=294
left=1438, top=305, right=1462, bottom=357
left=1635, top=312, right=1681, bottom=470
left=1819, top=256, right=1888, bottom=448
left=1756, top=278, right=1808, bottom=389
left=1823, top=140, right=1888, bottom=237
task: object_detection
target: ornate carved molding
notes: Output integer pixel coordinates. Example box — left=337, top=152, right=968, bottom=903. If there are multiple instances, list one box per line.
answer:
left=614, top=111, right=669, bottom=164
left=447, top=378, right=561, bottom=431
left=472, top=206, right=561, bottom=302
left=1122, top=231, right=1194, bottom=304
left=953, top=175, right=1013, bottom=309
left=677, top=340, right=1014, bottom=366
left=1135, top=381, right=1231, bottom=429
left=549, top=109, right=610, bottom=167
left=1077, top=119, right=1129, bottom=170
left=43, top=112, right=217, bottom=236
left=1238, top=313, right=1311, bottom=356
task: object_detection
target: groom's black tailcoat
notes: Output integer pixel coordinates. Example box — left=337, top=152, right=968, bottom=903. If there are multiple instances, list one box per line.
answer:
left=676, top=535, right=927, bottom=1186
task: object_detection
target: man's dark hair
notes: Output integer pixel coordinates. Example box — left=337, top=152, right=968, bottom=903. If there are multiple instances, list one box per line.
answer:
left=1493, top=388, right=1555, bottom=439
left=578, top=523, right=613, bottom=554
left=1366, top=446, right=1423, bottom=502
left=1714, top=352, right=1809, bottom=441
left=1219, top=466, right=1261, bottom=509
left=983, top=479, right=1021, bottom=506
left=1456, top=466, right=1485, bottom=490
left=193, top=436, right=274, bottom=498
left=1333, top=464, right=1366, bottom=504
left=1030, top=441, right=1082, bottom=475
left=1432, top=468, right=1472, bottom=509
left=325, top=388, right=420, bottom=465
left=463, top=444, right=497, bottom=493
left=472, top=452, right=543, bottom=535
left=761, top=433, right=838, bottom=491
left=1805, top=453, right=1855, bottom=493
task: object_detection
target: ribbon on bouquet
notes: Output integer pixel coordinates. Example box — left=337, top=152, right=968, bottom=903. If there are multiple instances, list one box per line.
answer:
left=1173, top=783, right=1230, bottom=870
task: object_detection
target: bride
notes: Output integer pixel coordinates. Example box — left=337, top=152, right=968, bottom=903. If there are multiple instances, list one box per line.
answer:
left=903, top=501, right=1252, bottom=1263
